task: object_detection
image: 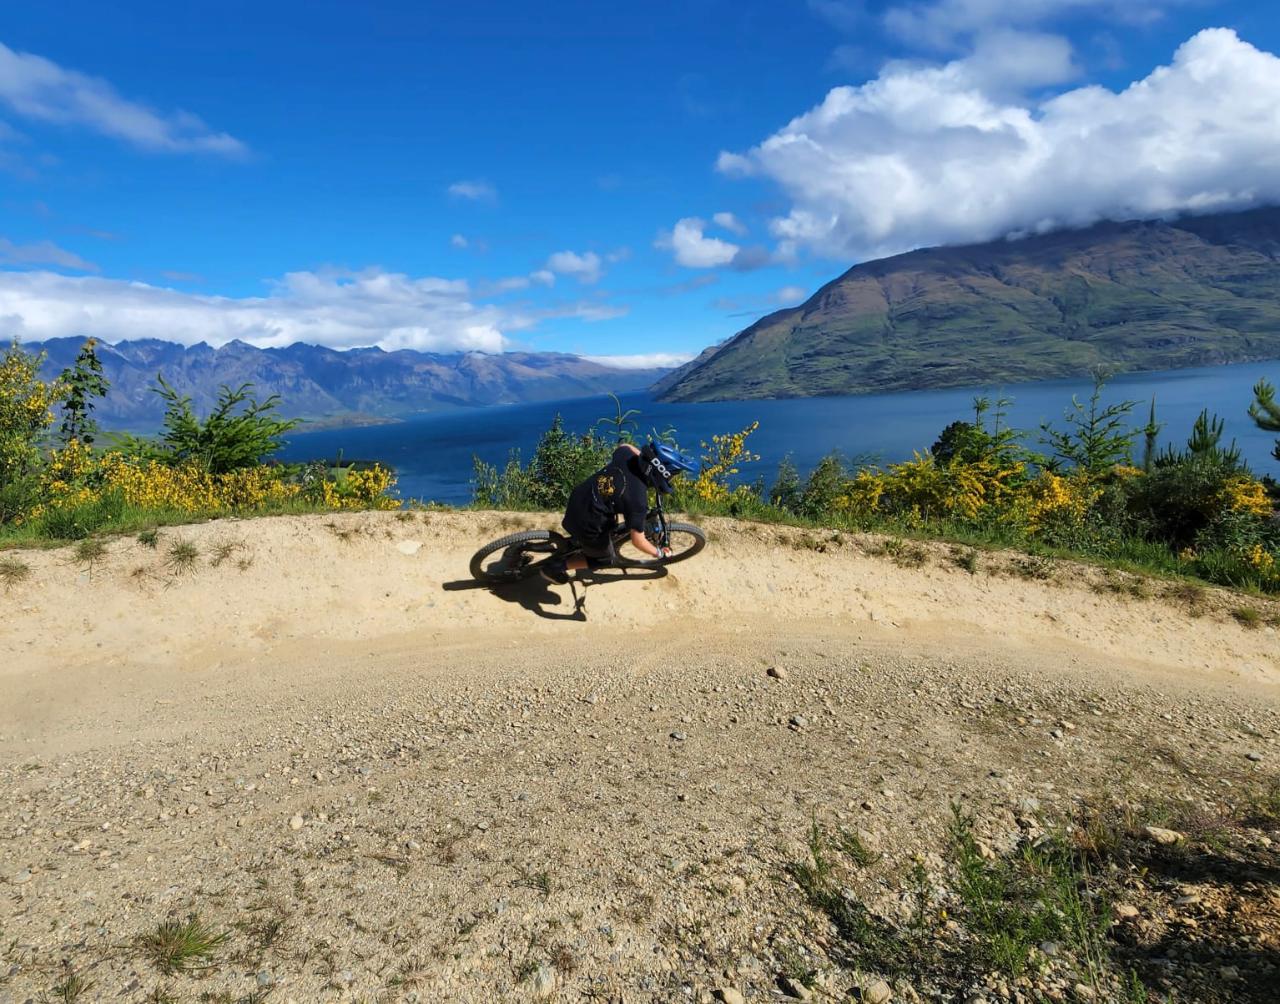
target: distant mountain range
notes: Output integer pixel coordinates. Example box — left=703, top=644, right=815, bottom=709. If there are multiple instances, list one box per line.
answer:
left=24, top=339, right=669, bottom=431
left=656, top=206, right=1280, bottom=403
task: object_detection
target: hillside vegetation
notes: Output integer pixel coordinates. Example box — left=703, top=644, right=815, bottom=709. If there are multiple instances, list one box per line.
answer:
left=657, top=207, right=1280, bottom=402
left=476, top=383, right=1280, bottom=595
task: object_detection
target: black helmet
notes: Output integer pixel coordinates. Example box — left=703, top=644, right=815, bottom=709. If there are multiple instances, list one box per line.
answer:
left=638, top=441, right=697, bottom=494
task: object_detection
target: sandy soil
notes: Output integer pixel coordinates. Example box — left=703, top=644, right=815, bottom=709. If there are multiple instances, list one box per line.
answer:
left=1, top=511, right=1277, bottom=1003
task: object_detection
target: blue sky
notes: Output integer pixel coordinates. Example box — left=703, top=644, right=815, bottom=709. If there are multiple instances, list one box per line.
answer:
left=2, top=0, right=1280, bottom=364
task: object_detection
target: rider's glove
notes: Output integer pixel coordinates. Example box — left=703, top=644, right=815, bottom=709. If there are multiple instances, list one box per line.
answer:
left=659, top=545, right=673, bottom=558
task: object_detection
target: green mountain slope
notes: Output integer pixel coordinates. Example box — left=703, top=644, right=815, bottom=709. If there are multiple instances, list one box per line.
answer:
left=655, top=207, right=1280, bottom=402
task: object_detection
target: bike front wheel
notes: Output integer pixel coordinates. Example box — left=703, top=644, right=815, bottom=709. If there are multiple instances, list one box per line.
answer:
left=615, top=521, right=707, bottom=568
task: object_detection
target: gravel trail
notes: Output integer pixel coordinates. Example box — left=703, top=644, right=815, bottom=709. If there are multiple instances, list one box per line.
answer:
left=1, top=511, right=1277, bottom=1002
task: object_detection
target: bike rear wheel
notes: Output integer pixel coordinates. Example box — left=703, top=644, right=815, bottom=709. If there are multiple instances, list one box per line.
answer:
left=615, top=521, right=706, bottom=568
left=469, top=530, right=563, bottom=583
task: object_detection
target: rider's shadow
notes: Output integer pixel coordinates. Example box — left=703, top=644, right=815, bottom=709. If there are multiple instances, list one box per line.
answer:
left=441, top=566, right=668, bottom=621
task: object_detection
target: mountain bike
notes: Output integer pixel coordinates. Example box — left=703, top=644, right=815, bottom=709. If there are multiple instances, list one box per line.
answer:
left=469, top=495, right=706, bottom=584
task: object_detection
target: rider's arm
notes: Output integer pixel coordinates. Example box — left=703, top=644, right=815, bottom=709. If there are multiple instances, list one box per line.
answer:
left=630, top=529, right=670, bottom=558
left=630, top=528, right=661, bottom=558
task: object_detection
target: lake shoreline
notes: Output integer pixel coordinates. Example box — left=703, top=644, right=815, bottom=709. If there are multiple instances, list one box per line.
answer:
left=277, top=358, right=1280, bottom=504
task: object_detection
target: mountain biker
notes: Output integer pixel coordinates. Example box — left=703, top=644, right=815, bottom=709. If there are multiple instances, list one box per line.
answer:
left=540, top=440, right=697, bottom=585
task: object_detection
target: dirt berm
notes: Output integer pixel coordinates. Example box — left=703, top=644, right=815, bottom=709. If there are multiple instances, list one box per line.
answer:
left=1, top=510, right=1277, bottom=1002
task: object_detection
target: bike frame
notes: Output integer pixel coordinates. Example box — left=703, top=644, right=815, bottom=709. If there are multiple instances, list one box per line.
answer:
left=553, top=493, right=671, bottom=566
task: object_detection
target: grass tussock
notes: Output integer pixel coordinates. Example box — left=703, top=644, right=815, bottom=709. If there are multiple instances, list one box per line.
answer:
left=136, top=528, right=160, bottom=548
left=209, top=539, right=242, bottom=568
left=138, top=915, right=228, bottom=974
left=166, top=540, right=199, bottom=575
left=51, top=967, right=95, bottom=1003
left=0, top=554, right=31, bottom=590
left=72, top=537, right=107, bottom=572
left=1230, top=605, right=1262, bottom=628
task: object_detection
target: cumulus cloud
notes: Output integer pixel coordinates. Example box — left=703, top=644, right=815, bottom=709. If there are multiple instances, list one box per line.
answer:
left=530, top=268, right=556, bottom=286
left=712, top=211, right=748, bottom=236
left=581, top=352, right=694, bottom=370
left=447, top=179, right=497, bottom=202
left=656, top=217, right=741, bottom=268
left=545, top=250, right=603, bottom=283
left=882, top=0, right=1180, bottom=49
left=0, top=267, right=512, bottom=353
left=450, top=233, right=469, bottom=248
left=0, top=42, right=246, bottom=156
left=719, top=29, right=1280, bottom=260
left=0, top=236, right=97, bottom=272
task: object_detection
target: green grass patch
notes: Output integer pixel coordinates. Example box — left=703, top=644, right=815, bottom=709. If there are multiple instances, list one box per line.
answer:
left=0, top=554, right=30, bottom=589
left=166, top=540, right=199, bottom=575
left=137, top=915, right=228, bottom=974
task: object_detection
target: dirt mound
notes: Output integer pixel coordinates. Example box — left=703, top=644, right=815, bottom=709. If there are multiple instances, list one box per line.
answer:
left=1, top=512, right=1277, bottom=1002
left=3, top=510, right=1277, bottom=690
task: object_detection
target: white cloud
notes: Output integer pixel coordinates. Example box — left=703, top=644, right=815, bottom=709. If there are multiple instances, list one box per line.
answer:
left=776, top=285, right=809, bottom=303
left=450, top=233, right=469, bottom=248
left=0, top=236, right=97, bottom=272
left=530, top=268, right=556, bottom=286
left=0, top=267, right=512, bottom=353
left=0, top=42, right=246, bottom=156
left=656, top=217, right=741, bottom=268
left=712, top=211, right=748, bottom=236
left=719, top=29, right=1280, bottom=260
left=481, top=275, right=531, bottom=293
left=882, top=0, right=1178, bottom=50
left=581, top=352, right=693, bottom=369
left=447, top=179, right=497, bottom=202
left=545, top=250, right=603, bottom=283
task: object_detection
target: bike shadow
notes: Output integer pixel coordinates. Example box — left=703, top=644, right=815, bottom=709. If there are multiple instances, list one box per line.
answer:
left=441, top=566, right=668, bottom=621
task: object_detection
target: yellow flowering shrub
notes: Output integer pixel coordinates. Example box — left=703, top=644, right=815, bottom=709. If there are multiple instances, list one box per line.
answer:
left=875, top=452, right=997, bottom=521
left=1246, top=543, right=1276, bottom=574
left=1221, top=475, right=1273, bottom=517
left=1018, top=471, right=1102, bottom=537
left=835, top=469, right=887, bottom=516
left=17, top=447, right=399, bottom=526
left=0, top=343, right=65, bottom=482
left=312, top=464, right=400, bottom=510
left=690, top=422, right=759, bottom=503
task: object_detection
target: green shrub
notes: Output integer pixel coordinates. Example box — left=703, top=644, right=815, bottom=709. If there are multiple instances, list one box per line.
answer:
left=152, top=377, right=301, bottom=474
left=796, top=453, right=847, bottom=520
left=1125, top=455, right=1246, bottom=549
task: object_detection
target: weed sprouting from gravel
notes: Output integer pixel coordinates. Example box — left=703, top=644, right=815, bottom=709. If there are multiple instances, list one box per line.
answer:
left=138, top=915, right=228, bottom=974
left=949, top=546, right=980, bottom=575
left=137, top=528, right=160, bottom=548
left=515, top=866, right=553, bottom=897
left=1231, top=606, right=1262, bottom=629
left=1096, top=570, right=1152, bottom=600
left=1011, top=553, right=1055, bottom=580
left=72, top=538, right=107, bottom=573
left=209, top=539, right=242, bottom=568
left=836, top=827, right=882, bottom=867
left=51, top=966, right=95, bottom=1003
left=0, top=555, right=31, bottom=590
left=874, top=537, right=928, bottom=567
left=1163, top=581, right=1207, bottom=615
left=166, top=540, right=199, bottom=575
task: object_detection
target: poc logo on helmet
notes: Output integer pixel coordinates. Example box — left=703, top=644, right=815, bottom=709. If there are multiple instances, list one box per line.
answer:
left=649, top=457, right=673, bottom=480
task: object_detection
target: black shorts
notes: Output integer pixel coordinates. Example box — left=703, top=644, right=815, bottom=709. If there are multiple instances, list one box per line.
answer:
left=577, top=533, right=617, bottom=567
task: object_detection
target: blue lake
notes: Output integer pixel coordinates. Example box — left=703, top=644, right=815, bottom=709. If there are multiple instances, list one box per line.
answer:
left=275, top=360, right=1280, bottom=504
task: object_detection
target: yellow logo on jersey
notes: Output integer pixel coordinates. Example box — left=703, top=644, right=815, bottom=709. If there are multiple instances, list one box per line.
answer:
left=596, top=474, right=616, bottom=498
